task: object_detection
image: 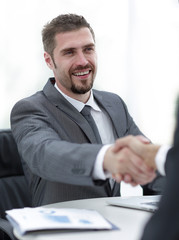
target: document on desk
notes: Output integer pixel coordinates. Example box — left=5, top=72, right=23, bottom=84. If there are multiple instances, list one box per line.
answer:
left=6, top=207, right=112, bottom=235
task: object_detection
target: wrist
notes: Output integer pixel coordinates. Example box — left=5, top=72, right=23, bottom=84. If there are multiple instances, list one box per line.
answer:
left=103, top=145, right=114, bottom=172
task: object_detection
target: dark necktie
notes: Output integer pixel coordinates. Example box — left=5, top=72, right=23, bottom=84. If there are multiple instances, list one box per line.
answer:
left=81, top=105, right=115, bottom=190
left=81, top=105, right=102, bottom=143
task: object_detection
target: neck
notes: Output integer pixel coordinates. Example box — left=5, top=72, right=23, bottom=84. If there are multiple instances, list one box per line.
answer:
left=55, top=82, right=91, bottom=103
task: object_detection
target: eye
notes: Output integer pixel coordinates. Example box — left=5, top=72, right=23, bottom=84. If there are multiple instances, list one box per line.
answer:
left=65, top=50, right=73, bottom=55
left=85, top=46, right=95, bottom=53
left=62, top=49, right=75, bottom=56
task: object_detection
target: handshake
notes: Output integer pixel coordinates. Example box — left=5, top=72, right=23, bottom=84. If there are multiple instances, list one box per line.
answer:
left=103, top=135, right=160, bottom=186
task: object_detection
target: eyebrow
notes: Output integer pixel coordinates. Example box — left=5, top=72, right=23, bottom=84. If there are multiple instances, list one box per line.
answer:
left=83, top=43, right=96, bottom=51
left=84, top=43, right=95, bottom=48
left=61, top=48, right=75, bottom=54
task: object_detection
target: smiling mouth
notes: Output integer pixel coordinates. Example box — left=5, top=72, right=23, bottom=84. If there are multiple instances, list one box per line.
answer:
left=72, top=70, right=91, bottom=77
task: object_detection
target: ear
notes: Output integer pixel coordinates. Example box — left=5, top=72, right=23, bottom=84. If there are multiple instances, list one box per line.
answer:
left=44, top=52, right=54, bottom=70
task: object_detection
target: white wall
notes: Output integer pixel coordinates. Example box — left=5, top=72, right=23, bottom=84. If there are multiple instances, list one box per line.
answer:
left=126, top=0, right=179, bottom=145
left=0, top=0, right=179, bottom=196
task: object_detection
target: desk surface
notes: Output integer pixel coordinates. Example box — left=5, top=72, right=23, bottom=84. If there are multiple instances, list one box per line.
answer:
left=14, top=197, right=152, bottom=240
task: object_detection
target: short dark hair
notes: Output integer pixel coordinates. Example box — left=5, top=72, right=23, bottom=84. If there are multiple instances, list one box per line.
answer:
left=42, top=14, right=95, bottom=57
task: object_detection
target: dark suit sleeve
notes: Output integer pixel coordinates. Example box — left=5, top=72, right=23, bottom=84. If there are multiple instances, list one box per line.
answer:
left=141, top=108, right=179, bottom=240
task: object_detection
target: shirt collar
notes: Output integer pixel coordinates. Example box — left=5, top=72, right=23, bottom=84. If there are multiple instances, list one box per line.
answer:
left=54, top=83, right=101, bottom=113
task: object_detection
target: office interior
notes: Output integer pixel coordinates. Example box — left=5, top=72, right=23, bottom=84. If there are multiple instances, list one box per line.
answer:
left=1, top=0, right=179, bottom=196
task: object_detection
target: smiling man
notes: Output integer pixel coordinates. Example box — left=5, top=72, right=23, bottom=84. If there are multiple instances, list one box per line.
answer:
left=44, top=27, right=97, bottom=102
left=10, top=14, right=164, bottom=207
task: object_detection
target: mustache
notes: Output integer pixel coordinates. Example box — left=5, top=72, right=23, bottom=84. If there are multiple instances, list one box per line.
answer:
left=72, top=64, right=92, bottom=71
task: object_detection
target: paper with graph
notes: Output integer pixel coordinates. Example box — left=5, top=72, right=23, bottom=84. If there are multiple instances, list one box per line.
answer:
left=6, top=207, right=112, bottom=235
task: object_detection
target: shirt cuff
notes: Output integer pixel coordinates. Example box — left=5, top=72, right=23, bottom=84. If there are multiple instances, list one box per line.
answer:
left=92, top=145, right=112, bottom=180
left=155, top=144, right=171, bottom=176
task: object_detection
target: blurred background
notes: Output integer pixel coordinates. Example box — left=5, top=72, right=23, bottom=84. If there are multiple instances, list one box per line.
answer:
left=1, top=0, right=178, bottom=195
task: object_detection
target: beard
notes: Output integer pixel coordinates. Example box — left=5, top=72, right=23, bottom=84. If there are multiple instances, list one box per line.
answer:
left=70, top=64, right=96, bottom=94
left=71, top=79, right=94, bottom=94
left=54, top=62, right=96, bottom=95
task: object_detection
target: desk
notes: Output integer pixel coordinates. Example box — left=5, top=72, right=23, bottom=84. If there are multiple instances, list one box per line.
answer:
left=14, top=197, right=152, bottom=240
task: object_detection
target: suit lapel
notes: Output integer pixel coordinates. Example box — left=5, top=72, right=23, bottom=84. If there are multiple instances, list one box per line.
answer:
left=93, top=90, right=123, bottom=139
left=43, top=79, right=99, bottom=143
left=43, top=79, right=124, bottom=143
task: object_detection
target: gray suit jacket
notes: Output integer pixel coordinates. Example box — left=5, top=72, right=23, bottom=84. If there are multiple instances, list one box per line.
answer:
left=11, top=78, right=164, bottom=206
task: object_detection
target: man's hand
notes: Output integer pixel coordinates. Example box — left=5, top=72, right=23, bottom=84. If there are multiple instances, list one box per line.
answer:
left=113, top=135, right=160, bottom=169
left=103, top=142, right=156, bottom=186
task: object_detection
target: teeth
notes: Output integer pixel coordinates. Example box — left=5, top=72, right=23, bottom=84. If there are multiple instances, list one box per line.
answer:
left=74, top=71, right=89, bottom=76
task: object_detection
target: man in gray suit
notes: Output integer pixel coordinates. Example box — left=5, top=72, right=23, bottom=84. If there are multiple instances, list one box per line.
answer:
left=11, top=14, right=163, bottom=207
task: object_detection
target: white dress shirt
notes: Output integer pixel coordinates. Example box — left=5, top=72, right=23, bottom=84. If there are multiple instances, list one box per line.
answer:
left=54, top=84, right=115, bottom=180
left=155, top=144, right=171, bottom=176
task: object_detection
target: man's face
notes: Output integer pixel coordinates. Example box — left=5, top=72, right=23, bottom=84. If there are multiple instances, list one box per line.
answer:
left=44, top=27, right=97, bottom=101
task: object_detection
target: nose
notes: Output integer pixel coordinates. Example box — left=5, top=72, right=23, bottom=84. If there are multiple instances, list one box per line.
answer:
left=75, top=52, right=88, bottom=66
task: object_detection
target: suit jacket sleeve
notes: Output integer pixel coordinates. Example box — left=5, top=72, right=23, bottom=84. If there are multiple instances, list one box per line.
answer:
left=141, top=107, right=179, bottom=240
left=10, top=97, right=102, bottom=187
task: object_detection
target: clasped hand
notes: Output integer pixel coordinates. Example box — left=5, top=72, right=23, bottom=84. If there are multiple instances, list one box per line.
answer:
left=103, top=135, right=160, bottom=186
